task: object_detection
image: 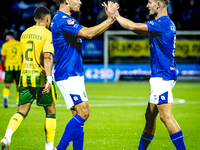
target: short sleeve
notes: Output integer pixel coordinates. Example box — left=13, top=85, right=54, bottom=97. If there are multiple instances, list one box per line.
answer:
left=145, top=20, right=161, bottom=33
left=19, top=42, right=22, bottom=55
left=62, top=18, right=83, bottom=36
left=43, top=31, right=54, bottom=54
left=20, top=34, right=25, bottom=55
left=1, top=43, right=6, bottom=56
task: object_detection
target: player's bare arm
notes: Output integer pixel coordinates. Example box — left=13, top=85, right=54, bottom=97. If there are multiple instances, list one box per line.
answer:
left=102, top=2, right=148, bottom=35
left=77, top=2, right=119, bottom=39
left=21, top=55, right=23, bottom=63
left=0, top=55, right=5, bottom=71
left=42, top=52, right=53, bottom=94
left=117, top=16, right=149, bottom=34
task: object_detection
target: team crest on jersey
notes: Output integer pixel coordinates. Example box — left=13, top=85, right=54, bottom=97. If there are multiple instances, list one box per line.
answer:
left=50, top=41, right=53, bottom=46
left=67, top=18, right=74, bottom=25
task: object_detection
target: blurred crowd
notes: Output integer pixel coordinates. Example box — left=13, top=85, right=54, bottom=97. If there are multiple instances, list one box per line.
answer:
left=1, top=0, right=200, bottom=40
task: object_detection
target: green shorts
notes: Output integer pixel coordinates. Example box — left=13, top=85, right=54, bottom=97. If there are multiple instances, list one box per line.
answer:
left=18, top=82, right=57, bottom=107
left=4, top=70, right=21, bottom=84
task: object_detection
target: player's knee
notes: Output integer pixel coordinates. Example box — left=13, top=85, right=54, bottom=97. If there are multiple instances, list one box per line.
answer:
left=75, top=102, right=90, bottom=120
left=81, top=108, right=90, bottom=120
left=18, top=108, right=29, bottom=117
left=86, top=109, right=90, bottom=119
left=45, top=102, right=56, bottom=114
left=159, top=113, right=171, bottom=124
left=5, top=84, right=11, bottom=88
left=77, top=107, right=90, bottom=121
left=46, top=108, right=56, bottom=114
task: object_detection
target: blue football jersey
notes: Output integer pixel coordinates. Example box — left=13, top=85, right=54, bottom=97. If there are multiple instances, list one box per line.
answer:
left=145, top=16, right=177, bottom=80
left=51, top=10, right=83, bottom=81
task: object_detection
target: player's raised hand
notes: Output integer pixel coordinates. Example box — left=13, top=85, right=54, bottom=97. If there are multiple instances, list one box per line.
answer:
left=42, top=82, right=51, bottom=94
left=102, top=1, right=119, bottom=22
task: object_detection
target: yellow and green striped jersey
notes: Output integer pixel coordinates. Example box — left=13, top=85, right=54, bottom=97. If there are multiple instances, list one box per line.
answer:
left=20, top=25, right=54, bottom=87
left=1, top=39, right=22, bottom=71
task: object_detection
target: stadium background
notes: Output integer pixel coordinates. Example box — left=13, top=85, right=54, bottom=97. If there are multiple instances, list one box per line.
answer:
left=0, top=0, right=200, bottom=82
left=0, top=0, right=200, bottom=150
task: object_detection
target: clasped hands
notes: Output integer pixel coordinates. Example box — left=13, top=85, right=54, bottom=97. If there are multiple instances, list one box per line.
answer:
left=102, top=1, right=120, bottom=23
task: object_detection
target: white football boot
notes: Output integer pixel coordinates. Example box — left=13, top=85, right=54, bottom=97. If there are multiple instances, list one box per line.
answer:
left=1, top=137, right=10, bottom=149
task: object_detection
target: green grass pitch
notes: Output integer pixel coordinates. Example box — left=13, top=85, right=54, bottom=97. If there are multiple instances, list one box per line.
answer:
left=0, top=81, right=200, bottom=150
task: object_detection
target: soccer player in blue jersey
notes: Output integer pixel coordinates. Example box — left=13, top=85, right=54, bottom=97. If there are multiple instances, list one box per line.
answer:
left=51, top=0, right=119, bottom=149
left=103, top=0, right=186, bottom=149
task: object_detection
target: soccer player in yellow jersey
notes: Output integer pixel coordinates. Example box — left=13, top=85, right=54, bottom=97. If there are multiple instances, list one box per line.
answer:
left=1, top=6, right=57, bottom=150
left=1, top=31, right=22, bottom=108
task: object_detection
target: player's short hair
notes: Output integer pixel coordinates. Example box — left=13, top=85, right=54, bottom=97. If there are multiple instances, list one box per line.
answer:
left=4, top=31, right=14, bottom=37
left=34, top=6, right=50, bottom=20
left=155, top=0, right=169, bottom=7
left=53, top=0, right=65, bottom=4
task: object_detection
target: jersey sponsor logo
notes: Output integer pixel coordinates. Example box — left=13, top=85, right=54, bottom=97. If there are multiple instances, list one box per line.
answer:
left=67, top=18, right=74, bottom=25
left=21, top=34, right=42, bottom=40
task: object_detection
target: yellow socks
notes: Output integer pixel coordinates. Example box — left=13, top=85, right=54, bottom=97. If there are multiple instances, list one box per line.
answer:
left=45, top=114, right=56, bottom=142
left=5, top=112, right=25, bottom=142
left=3, top=88, right=19, bottom=101
left=16, top=91, right=19, bottom=103
left=45, top=114, right=56, bottom=149
left=7, top=112, right=24, bottom=133
left=3, top=88, right=10, bottom=99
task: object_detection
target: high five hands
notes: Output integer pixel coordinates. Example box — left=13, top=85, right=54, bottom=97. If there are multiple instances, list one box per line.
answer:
left=102, top=1, right=120, bottom=23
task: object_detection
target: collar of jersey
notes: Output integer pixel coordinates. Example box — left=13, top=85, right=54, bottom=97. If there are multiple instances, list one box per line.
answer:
left=57, top=10, right=70, bottom=17
left=156, top=15, right=169, bottom=20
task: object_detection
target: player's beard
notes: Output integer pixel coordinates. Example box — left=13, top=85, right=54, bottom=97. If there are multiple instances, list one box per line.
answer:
left=71, top=10, right=80, bottom=14
left=150, top=12, right=158, bottom=18
left=70, top=5, right=81, bottom=14
left=149, top=9, right=158, bottom=18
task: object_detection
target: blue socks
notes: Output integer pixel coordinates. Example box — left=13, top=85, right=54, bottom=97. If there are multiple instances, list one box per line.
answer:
left=138, top=131, right=154, bottom=150
left=170, top=130, right=186, bottom=150
left=56, top=114, right=85, bottom=150
left=137, top=131, right=186, bottom=150
left=73, top=125, right=84, bottom=150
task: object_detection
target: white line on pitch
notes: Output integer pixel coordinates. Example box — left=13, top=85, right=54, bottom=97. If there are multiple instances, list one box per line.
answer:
left=88, top=95, right=146, bottom=99
left=0, top=98, right=191, bottom=108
